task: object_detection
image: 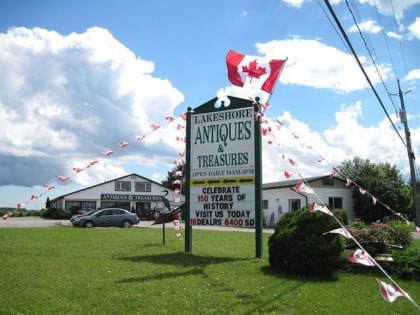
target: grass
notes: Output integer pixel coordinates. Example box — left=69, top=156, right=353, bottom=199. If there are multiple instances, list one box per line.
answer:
left=0, top=226, right=419, bottom=315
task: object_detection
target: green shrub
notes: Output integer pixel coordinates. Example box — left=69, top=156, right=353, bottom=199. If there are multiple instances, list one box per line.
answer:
left=390, top=242, right=420, bottom=281
left=40, top=208, right=68, bottom=219
left=51, top=208, right=68, bottom=219
left=40, top=207, right=53, bottom=218
left=13, top=210, right=24, bottom=217
left=384, top=219, right=413, bottom=248
left=345, top=220, right=412, bottom=254
left=268, top=206, right=346, bottom=276
left=0, top=209, right=40, bottom=217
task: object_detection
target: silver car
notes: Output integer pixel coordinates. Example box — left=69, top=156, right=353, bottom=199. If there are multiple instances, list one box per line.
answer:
left=70, top=210, right=97, bottom=223
left=72, top=208, right=139, bottom=228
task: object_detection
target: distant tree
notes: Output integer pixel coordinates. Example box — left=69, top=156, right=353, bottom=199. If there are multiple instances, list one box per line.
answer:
left=161, top=164, right=184, bottom=194
left=45, top=197, right=51, bottom=209
left=339, top=157, right=412, bottom=223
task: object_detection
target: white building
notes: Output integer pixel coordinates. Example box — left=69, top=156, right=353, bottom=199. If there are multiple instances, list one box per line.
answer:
left=50, top=173, right=184, bottom=218
left=262, top=175, right=354, bottom=226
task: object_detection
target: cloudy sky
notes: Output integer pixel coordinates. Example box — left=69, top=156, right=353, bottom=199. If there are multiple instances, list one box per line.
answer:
left=0, top=0, right=419, bottom=209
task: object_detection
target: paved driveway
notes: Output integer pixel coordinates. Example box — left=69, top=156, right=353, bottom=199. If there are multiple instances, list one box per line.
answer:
left=0, top=217, right=71, bottom=228
left=0, top=217, right=272, bottom=232
left=1, top=217, right=419, bottom=238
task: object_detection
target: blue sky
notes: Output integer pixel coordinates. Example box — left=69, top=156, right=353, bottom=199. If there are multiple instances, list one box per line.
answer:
left=0, top=0, right=419, bottom=209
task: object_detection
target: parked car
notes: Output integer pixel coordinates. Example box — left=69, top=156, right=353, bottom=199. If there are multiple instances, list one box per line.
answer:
left=70, top=210, right=97, bottom=223
left=71, top=208, right=140, bottom=228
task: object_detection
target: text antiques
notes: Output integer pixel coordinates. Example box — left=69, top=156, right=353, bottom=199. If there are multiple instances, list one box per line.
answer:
left=101, top=194, right=164, bottom=201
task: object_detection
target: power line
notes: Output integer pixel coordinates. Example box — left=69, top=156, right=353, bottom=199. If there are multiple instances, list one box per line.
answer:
left=389, top=0, right=410, bottom=77
left=387, top=0, right=420, bottom=130
left=322, top=0, right=407, bottom=150
left=316, top=0, right=352, bottom=55
left=345, top=0, right=399, bottom=113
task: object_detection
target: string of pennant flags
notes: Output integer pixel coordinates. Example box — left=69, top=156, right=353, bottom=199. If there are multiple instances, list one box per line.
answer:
left=255, top=103, right=419, bottom=309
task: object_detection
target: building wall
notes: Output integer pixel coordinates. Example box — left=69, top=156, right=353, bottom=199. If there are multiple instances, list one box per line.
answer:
left=262, top=179, right=354, bottom=226
left=306, top=188, right=354, bottom=221
left=262, top=187, right=303, bottom=226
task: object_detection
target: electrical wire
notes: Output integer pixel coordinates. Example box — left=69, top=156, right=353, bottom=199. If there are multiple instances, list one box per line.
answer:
left=316, top=0, right=352, bottom=55
left=389, top=0, right=410, bottom=77
left=345, top=0, right=399, bottom=113
left=322, top=0, right=408, bottom=150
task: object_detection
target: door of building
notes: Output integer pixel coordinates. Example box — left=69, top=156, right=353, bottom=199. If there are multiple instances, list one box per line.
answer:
left=136, top=202, right=151, bottom=219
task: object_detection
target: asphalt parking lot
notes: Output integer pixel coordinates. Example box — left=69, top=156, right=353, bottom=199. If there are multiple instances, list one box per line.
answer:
left=1, top=217, right=419, bottom=238
left=0, top=217, right=161, bottom=228
left=0, top=216, right=272, bottom=233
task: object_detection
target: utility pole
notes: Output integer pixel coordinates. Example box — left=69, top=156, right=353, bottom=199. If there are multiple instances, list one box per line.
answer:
left=397, top=79, right=420, bottom=226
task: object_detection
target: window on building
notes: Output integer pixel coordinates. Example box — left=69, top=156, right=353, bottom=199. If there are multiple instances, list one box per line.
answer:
left=115, top=181, right=131, bottom=191
left=65, top=201, right=96, bottom=212
left=101, top=202, right=130, bottom=211
left=262, top=200, right=269, bottom=209
left=135, top=181, right=151, bottom=192
left=329, top=197, right=343, bottom=209
left=322, top=178, right=334, bottom=186
left=289, top=199, right=301, bottom=211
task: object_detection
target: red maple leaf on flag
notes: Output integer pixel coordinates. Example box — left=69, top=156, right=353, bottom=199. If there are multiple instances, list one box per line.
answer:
left=242, top=59, right=266, bottom=82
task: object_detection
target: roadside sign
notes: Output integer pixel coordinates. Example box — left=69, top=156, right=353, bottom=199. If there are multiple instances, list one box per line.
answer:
left=184, top=96, right=263, bottom=257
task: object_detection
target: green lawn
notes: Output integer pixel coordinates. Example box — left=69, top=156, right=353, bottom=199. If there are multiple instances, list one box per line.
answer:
left=0, top=227, right=418, bottom=315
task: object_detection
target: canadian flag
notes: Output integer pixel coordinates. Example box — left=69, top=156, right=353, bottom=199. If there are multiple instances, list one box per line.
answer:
left=57, top=176, right=69, bottom=182
left=87, top=160, right=98, bottom=168
left=295, top=180, right=314, bottom=194
left=119, top=141, right=128, bottom=148
left=150, top=124, right=160, bottom=131
left=42, top=184, right=55, bottom=191
left=309, top=202, right=333, bottom=216
left=322, top=227, right=352, bottom=239
left=165, top=116, right=176, bottom=122
left=376, top=278, right=407, bottom=302
left=173, top=170, right=183, bottom=177
left=348, top=249, right=376, bottom=267
left=226, top=50, right=287, bottom=94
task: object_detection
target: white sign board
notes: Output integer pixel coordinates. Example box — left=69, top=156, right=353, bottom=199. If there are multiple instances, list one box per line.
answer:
left=189, top=106, right=256, bottom=227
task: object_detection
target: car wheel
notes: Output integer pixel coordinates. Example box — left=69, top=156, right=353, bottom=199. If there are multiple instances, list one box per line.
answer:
left=122, top=220, right=132, bottom=228
left=84, top=221, right=94, bottom=228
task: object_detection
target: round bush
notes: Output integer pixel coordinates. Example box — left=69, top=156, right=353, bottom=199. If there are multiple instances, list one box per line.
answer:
left=390, top=244, right=420, bottom=281
left=345, top=220, right=413, bottom=254
left=268, top=207, right=346, bottom=276
left=40, top=208, right=68, bottom=219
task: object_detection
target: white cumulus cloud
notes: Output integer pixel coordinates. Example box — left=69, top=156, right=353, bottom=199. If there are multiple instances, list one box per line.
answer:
left=0, top=26, right=184, bottom=187
left=254, top=38, right=391, bottom=93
